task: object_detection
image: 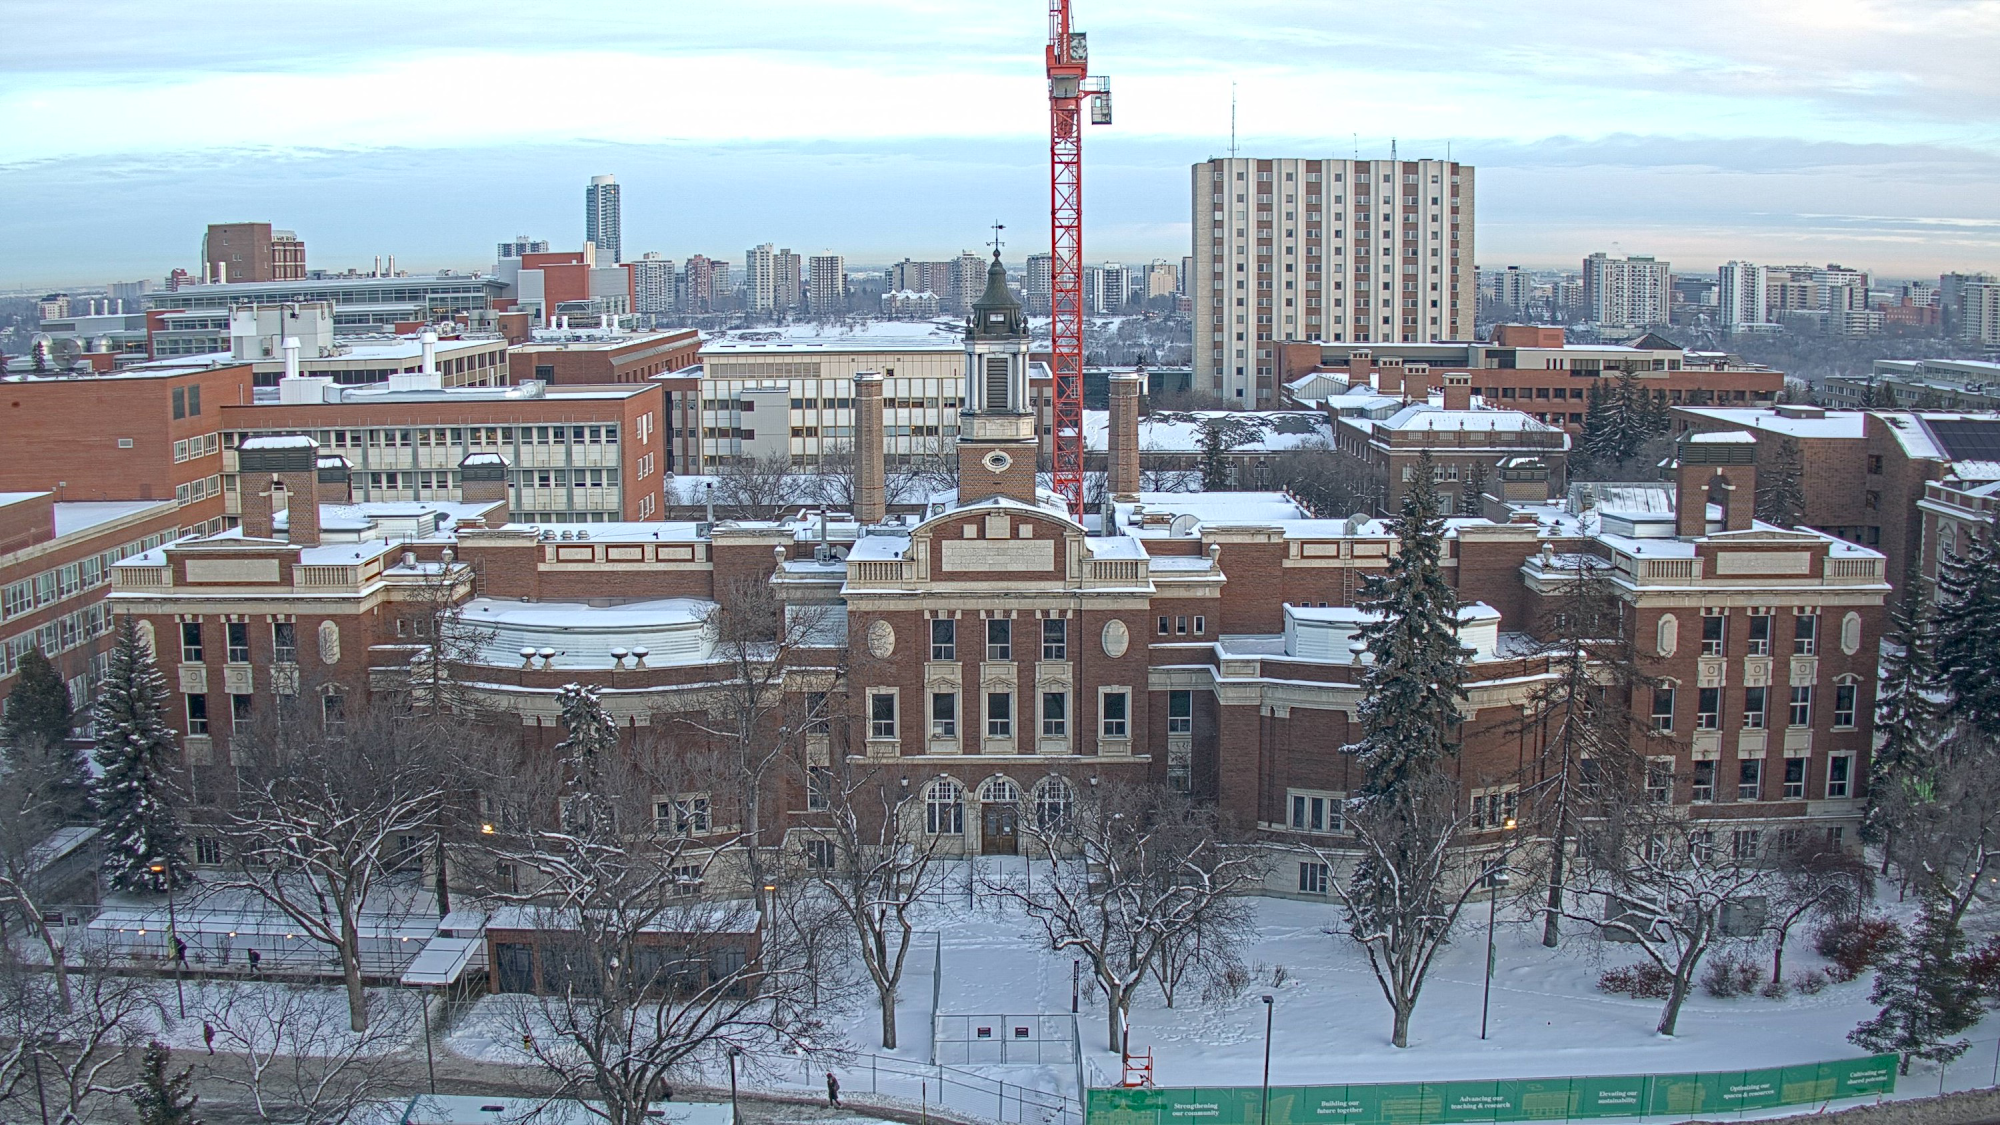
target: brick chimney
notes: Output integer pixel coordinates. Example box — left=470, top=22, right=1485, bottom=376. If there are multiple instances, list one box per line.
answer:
left=1378, top=356, right=1405, bottom=398
left=853, top=371, right=886, bottom=524
left=1346, top=348, right=1374, bottom=390
left=1107, top=371, right=1143, bottom=501
left=1674, top=431, right=1758, bottom=537
left=460, top=453, right=511, bottom=526
left=238, top=435, right=321, bottom=546
left=1442, top=371, right=1473, bottom=412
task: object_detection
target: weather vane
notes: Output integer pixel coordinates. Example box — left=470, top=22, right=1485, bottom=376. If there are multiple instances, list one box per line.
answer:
left=990, top=221, right=1006, bottom=256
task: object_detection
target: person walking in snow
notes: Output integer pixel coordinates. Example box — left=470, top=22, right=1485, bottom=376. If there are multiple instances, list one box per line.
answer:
left=203, top=1022, right=215, bottom=1055
left=826, top=1072, right=841, bottom=1108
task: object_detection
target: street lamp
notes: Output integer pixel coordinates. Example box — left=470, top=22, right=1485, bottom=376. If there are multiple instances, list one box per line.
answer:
left=1259, top=994, right=1275, bottom=1125
left=1480, top=850, right=1512, bottom=1041
left=149, top=860, right=184, bottom=1018
left=727, top=1046, right=742, bottom=1125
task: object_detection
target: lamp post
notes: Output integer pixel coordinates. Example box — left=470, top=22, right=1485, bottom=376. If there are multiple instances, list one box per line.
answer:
left=149, top=860, right=184, bottom=1018
left=1259, top=994, right=1275, bottom=1125
left=728, top=1046, right=742, bottom=1125
left=1479, top=822, right=1514, bottom=1041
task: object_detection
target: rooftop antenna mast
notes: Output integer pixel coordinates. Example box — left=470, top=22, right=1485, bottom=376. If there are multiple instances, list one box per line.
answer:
left=1047, top=0, right=1111, bottom=520
left=1229, top=82, right=1237, bottom=158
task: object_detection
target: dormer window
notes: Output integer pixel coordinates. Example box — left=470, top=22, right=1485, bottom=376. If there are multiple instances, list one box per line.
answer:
left=988, top=313, right=1006, bottom=324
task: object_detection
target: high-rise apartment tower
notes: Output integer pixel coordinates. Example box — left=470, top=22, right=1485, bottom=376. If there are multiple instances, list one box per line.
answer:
left=585, top=175, right=622, bottom=264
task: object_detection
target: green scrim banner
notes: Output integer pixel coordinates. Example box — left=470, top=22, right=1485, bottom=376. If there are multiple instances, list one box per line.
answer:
left=1086, top=1055, right=1896, bottom=1125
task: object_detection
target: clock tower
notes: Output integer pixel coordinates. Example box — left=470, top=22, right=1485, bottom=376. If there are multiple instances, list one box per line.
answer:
left=956, top=250, right=1041, bottom=506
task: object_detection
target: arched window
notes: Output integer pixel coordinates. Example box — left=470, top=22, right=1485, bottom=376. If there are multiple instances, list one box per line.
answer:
left=925, top=779, right=964, bottom=835
left=1031, top=776, right=1075, bottom=830
left=978, top=777, right=1020, bottom=804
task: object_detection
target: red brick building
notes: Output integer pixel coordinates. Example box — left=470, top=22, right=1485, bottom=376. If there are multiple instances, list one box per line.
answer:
left=507, top=330, right=701, bottom=386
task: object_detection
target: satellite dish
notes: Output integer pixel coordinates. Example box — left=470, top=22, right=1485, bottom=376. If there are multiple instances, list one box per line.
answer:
left=51, top=337, right=82, bottom=361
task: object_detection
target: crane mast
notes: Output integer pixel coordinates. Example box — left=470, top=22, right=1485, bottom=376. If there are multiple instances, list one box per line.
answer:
left=1046, top=0, right=1107, bottom=521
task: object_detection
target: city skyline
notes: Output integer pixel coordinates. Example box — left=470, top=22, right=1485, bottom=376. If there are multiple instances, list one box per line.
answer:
left=3, top=0, right=1997, bottom=285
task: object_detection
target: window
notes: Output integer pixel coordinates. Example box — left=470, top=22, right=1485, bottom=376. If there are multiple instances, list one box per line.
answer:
left=180, top=621, right=203, bottom=663
left=1289, top=790, right=1342, bottom=832
left=1783, top=757, right=1806, bottom=799
left=1645, top=760, right=1673, bottom=804
left=1041, top=692, right=1067, bottom=737
left=1101, top=690, right=1129, bottom=737
left=930, top=619, right=955, bottom=660
left=231, top=693, right=252, bottom=730
left=806, top=765, right=831, bottom=810
left=272, top=621, right=297, bottom=663
left=1742, top=687, right=1767, bottom=729
left=1833, top=683, right=1858, bottom=729
left=986, top=692, right=1012, bottom=738
left=1789, top=686, right=1813, bottom=727
left=1793, top=613, right=1818, bottom=656
left=322, top=690, right=345, bottom=734
left=1732, top=829, right=1763, bottom=861
left=804, top=690, right=831, bottom=734
left=1651, top=684, right=1676, bottom=732
left=803, top=838, right=835, bottom=870
left=1470, top=787, right=1519, bottom=829
left=1168, top=690, right=1193, bottom=734
left=925, top=779, right=964, bottom=834
left=1298, top=862, right=1330, bottom=895
left=670, top=865, right=702, bottom=896
left=1041, top=618, right=1067, bottom=660
left=1692, top=760, right=1715, bottom=802
left=172, top=386, right=186, bottom=419
left=986, top=619, right=1012, bottom=660
left=657, top=795, right=711, bottom=836
left=1689, top=830, right=1716, bottom=864
left=1697, top=688, right=1721, bottom=730
left=1032, top=777, right=1074, bottom=830
left=1167, top=743, right=1191, bottom=792
left=1158, top=615, right=1171, bottom=636
left=870, top=692, right=897, bottom=739
left=186, top=693, right=208, bottom=736
left=195, top=836, right=222, bottom=866
left=930, top=692, right=957, bottom=738
left=226, top=622, right=250, bottom=663
left=1827, top=753, right=1853, bottom=799
left=1701, top=614, right=1725, bottom=656
left=1737, top=759, right=1762, bottom=801
left=1746, top=612, right=1772, bottom=656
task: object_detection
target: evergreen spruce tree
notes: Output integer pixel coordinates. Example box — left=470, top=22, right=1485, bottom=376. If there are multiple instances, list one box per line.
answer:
left=2, top=647, right=73, bottom=748
left=1934, top=509, right=2000, bottom=737
left=1, top=647, right=90, bottom=821
left=1459, top=460, right=1489, bottom=518
left=1867, top=591, right=1945, bottom=846
left=1850, top=896, right=1981, bottom=1074
left=1346, top=452, right=1470, bottom=800
left=1637, top=387, right=1672, bottom=442
left=131, top=1041, right=201, bottom=1125
left=555, top=682, right=619, bottom=833
left=1754, top=436, right=1807, bottom=527
left=91, top=617, right=190, bottom=893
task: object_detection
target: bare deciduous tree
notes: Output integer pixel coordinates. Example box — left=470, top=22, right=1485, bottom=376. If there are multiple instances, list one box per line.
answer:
left=987, top=782, right=1263, bottom=1053
left=482, top=740, right=833, bottom=1125
left=797, top=764, right=951, bottom=1048
left=0, top=749, right=84, bottom=1011
left=221, top=699, right=451, bottom=1032
left=1561, top=809, right=1774, bottom=1036
left=194, top=982, right=418, bottom=1124
left=708, top=453, right=801, bottom=520
left=1313, top=771, right=1489, bottom=1048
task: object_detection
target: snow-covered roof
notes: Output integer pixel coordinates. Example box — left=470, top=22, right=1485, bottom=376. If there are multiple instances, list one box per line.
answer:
left=455, top=597, right=717, bottom=669
left=51, top=499, right=172, bottom=538
left=1688, top=430, right=1757, bottom=444
left=461, top=451, right=509, bottom=467
left=239, top=434, right=319, bottom=451
left=1677, top=407, right=1868, bottom=439
left=1081, top=410, right=1332, bottom=454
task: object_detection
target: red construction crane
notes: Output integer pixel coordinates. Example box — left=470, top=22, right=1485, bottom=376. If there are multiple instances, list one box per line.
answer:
left=1046, top=0, right=1109, bottom=521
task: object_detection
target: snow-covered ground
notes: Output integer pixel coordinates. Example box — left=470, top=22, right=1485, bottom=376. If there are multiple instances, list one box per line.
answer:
left=442, top=861, right=2000, bottom=1121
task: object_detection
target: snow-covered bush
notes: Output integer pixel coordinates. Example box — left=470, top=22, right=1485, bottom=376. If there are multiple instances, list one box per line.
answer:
left=1700, top=953, right=1766, bottom=998
left=1815, top=916, right=1901, bottom=981
left=1792, top=968, right=1832, bottom=995
left=1598, top=962, right=1674, bottom=999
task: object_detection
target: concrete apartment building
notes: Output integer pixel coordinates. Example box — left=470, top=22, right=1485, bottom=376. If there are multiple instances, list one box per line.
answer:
left=585, top=175, right=622, bottom=264
left=631, top=253, right=677, bottom=314
left=1718, top=262, right=1775, bottom=331
left=106, top=290, right=1888, bottom=885
left=1825, top=359, right=2000, bottom=412
left=1582, top=253, right=1672, bottom=327
left=807, top=255, right=847, bottom=315
left=202, top=222, right=305, bottom=284
left=1191, top=157, right=1476, bottom=405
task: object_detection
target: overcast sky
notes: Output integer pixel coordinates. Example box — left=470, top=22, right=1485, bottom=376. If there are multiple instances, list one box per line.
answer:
left=3, top=0, right=1997, bottom=287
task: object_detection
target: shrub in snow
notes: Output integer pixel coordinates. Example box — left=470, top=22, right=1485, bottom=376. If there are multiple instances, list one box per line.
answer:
left=1761, top=977, right=1789, bottom=1000
left=1597, top=962, right=1674, bottom=999
left=1816, top=916, right=1901, bottom=981
left=1792, top=968, right=1832, bottom=995
left=1960, top=933, right=2000, bottom=1002
left=1700, top=952, right=1766, bottom=998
